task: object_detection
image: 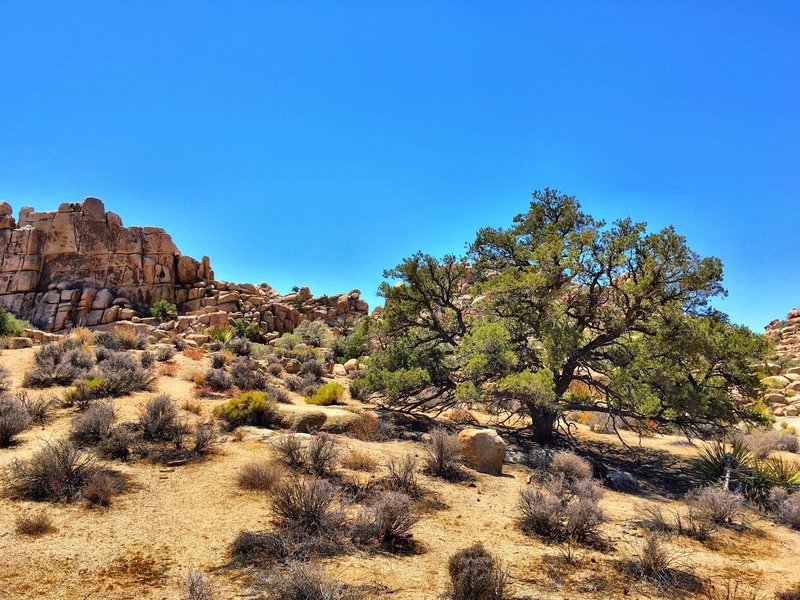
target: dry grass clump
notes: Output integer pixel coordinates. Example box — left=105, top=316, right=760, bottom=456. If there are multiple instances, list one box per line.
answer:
left=0, top=394, right=31, bottom=446
left=183, top=347, right=204, bottom=360
left=182, top=399, right=203, bottom=415
left=185, top=570, right=216, bottom=600
left=445, top=542, right=509, bottom=600
left=83, top=470, right=125, bottom=507
left=344, top=411, right=381, bottom=441
left=386, top=455, right=419, bottom=495
left=3, top=439, right=123, bottom=503
left=702, top=580, right=764, bottom=600
left=237, top=460, right=285, bottom=492
left=771, top=489, right=800, bottom=529
left=0, top=363, right=11, bottom=392
left=16, top=391, right=54, bottom=424
left=424, top=428, right=467, bottom=481
left=518, top=475, right=606, bottom=542
left=272, top=435, right=307, bottom=469
left=305, top=433, right=341, bottom=476
left=140, top=394, right=179, bottom=441
left=775, top=591, right=800, bottom=600
left=626, top=533, right=685, bottom=586
left=341, top=450, right=378, bottom=472
left=352, top=491, right=419, bottom=551
left=15, top=512, right=56, bottom=536
left=24, top=338, right=94, bottom=387
left=155, top=346, right=176, bottom=362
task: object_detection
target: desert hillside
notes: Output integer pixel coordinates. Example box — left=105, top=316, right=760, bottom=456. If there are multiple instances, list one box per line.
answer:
left=0, top=331, right=799, bottom=599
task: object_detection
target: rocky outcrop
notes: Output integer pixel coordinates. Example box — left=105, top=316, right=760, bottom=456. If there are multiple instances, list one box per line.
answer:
left=0, top=197, right=368, bottom=334
left=761, top=310, right=800, bottom=417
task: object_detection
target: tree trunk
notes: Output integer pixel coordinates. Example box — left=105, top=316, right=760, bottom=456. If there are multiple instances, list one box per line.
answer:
left=527, top=403, right=558, bottom=445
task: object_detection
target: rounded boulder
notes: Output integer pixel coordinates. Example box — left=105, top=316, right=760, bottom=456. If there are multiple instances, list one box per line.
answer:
left=458, top=427, right=506, bottom=475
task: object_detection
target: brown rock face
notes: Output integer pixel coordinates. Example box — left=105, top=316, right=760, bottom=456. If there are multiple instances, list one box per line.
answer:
left=0, top=197, right=369, bottom=334
left=0, top=197, right=212, bottom=330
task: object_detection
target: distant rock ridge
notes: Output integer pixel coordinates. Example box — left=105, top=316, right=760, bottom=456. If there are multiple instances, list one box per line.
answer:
left=765, top=308, right=800, bottom=360
left=0, top=197, right=367, bottom=334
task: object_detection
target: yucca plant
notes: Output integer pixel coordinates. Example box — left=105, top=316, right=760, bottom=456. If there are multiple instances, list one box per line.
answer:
left=207, top=326, right=234, bottom=343
left=689, top=440, right=753, bottom=490
left=748, top=456, right=800, bottom=506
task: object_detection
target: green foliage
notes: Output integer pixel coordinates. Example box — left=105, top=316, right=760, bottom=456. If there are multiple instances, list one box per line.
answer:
left=232, top=319, right=264, bottom=342
left=333, top=317, right=371, bottom=361
left=0, top=308, right=31, bottom=336
left=293, top=320, right=334, bottom=348
left=274, top=332, right=301, bottom=350
left=208, top=326, right=234, bottom=343
left=214, top=391, right=279, bottom=429
left=149, top=299, right=176, bottom=320
left=361, top=189, right=769, bottom=442
left=306, top=382, right=345, bottom=406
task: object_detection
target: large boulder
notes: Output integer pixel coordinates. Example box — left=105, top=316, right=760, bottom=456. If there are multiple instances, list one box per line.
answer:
left=457, top=427, right=506, bottom=475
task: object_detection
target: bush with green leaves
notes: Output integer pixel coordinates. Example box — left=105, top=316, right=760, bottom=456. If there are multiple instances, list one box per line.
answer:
left=0, top=308, right=31, bottom=337
left=232, top=318, right=264, bottom=342
left=214, top=391, right=279, bottom=429
left=306, top=382, right=345, bottom=406
left=293, top=320, right=334, bottom=348
left=149, top=299, right=177, bottom=320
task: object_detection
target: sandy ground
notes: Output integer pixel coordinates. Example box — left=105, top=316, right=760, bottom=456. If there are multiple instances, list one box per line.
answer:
left=0, top=346, right=799, bottom=599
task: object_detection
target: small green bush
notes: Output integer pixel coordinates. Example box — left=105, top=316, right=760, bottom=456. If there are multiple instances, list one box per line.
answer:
left=149, top=299, right=176, bottom=320
left=215, top=391, right=279, bottom=429
left=293, top=320, right=334, bottom=348
left=305, top=382, right=346, bottom=406
left=0, top=309, right=31, bottom=337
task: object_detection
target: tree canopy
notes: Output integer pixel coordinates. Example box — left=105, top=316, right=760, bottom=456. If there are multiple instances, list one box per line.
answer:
left=354, top=189, right=768, bottom=443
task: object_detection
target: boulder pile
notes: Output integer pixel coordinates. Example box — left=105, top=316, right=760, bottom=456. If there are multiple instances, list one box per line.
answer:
left=0, top=197, right=368, bottom=338
left=761, top=309, right=800, bottom=417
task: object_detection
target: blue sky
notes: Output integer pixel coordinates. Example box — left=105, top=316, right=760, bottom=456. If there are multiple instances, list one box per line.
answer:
left=1, top=1, right=797, bottom=331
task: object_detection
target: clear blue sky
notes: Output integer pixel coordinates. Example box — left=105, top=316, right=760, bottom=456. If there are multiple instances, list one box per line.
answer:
left=1, top=1, right=797, bottom=331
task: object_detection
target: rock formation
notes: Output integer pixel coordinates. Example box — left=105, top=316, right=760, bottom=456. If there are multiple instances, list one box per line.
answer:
left=0, top=197, right=368, bottom=336
left=761, top=309, right=800, bottom=417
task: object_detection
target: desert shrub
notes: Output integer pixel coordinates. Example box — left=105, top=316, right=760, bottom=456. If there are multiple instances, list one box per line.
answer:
left=94, top=350, right=155, bottom=397
left=284, top=374, right=304, bottom=392
left=97, top=425, right=133, bottom=460
left=272, top=435, right=307, bottom=469
left=738, top=430, right=783, bottom=459
left=271, top=562, right=350, bottom=600
left=4, top=440, right=97, bottom=501
left=204, top=367, right=232, bottom=392
left=270, top=477, right=345, bottom=532
left=0, top=364, right=10, bottom=392
left=772, top=489, right=800, bottom=529
left=238, top=460, right=285, bottom=492
left=214, top=392, right=279, bottom=429
left=341, top=450, right=377, bottom=472
left=70, top=401, right=115, bottom=446
left=230, top=357, right=269, bottom=391
left=227, top=337, right=253, bottom=357
left=155, top=346, right=176, bottom=362
left=210, top=353, right=226, bottom=369
left=267, top=361, right=284, bottom=377
left=24, top=340, right=94, bottom=387
left=0, top=394, right=31, bottom=446
left=353, top=491, right=418, bottom=550
left=776, top=591, right=800, bottom=600
left=15, top=511, right=55, bottom=536
left=193, top=421, right=218, bottom=454
left=294, top=320, right=334, bottom=348
left=386, top=455, right=419, bottom=495
left=344, top=411, right=381, bottom=441
left=149, top=299, right=176, bottom=321
left=424, top=428, right=464, bottom=480
left=628, top=533, right=681, bottom=585
left=306, top=382, right=345, bottom=406
left=16, top=391, right=53, bottom=424
left=0, top=308, right=30, bottom=336
left=116, top=329, right=149, bottom=351
left=305, top=433, right=341, bottom=476
left=182, top=399, right=203, bottom=415
left=300, top=358, right=327, bottom=379
left=445, top=542, right=509, bottom=600
left=185, top=570, right=216, bottom=600
left=550, top=450, right=592, bottom=481
left=519, top=475, right=606, bottom=541
left=686, top=487, right=745, bottom=527
left=778, top=434, right=799, bottom=454
left=93, top=331, right=122, bottom=350
left=268, top=386, right=291, bottom=404
left=275, top=333, right=302, bottom=350
left=140, top=394, right=179, bottom=441
left=83, top=470, right=123, bottom=506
